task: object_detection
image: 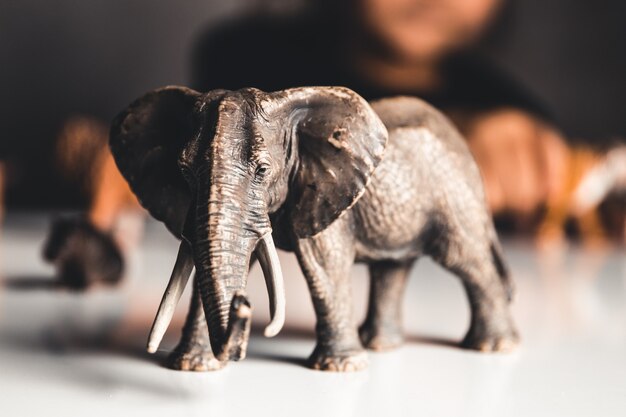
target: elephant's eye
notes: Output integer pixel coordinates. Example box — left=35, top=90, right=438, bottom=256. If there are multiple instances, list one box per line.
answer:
left=255, top=163, right=270, bottom=178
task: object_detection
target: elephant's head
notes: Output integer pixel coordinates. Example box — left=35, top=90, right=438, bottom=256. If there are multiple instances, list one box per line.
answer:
left=110, top=86, right=387, bottom=362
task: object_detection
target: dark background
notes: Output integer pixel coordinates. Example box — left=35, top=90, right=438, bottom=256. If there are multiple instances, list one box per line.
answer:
left=1, top=0, right=625, bottom=209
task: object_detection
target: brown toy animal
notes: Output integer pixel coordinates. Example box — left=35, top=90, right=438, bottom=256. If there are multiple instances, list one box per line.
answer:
left=43, top=217, right=123, bottom=290
left=110, top=86, right=518, bottom=372
left=43, top=117, right=142, bottom=288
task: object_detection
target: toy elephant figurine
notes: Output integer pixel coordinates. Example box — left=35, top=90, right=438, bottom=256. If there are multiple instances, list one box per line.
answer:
left=110, top=86, right=518, bottom=372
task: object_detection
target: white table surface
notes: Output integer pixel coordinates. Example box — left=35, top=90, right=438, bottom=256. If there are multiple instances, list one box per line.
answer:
left=1, top=214, right=624, bottom=417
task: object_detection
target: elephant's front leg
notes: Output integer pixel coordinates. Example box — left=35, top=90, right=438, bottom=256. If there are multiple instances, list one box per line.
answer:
left=166, top=275, right=224, bottom=371
left=295, top=222, right=367, bottom=372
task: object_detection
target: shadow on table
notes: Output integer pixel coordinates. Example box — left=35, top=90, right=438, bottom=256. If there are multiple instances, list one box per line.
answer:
left=0, top=273, right=117, bottom=292
left=1, top=274, right=62, bottom=290
left=0, top=325, right=185, bottom=398
left=0, top=318, right=154, bottom=361
left=246, top=324, right=314, bottom=367
left=0, top=277, right=463, bottom=374
left=405, top=334, right=461, bottom=350
left=246, top=323, right=463, bottom=368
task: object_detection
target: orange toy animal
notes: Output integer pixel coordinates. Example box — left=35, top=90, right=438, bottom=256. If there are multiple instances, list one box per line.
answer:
left=43, top=117, right=144, bottom=289
left=538, top=142, right=626, bottom=245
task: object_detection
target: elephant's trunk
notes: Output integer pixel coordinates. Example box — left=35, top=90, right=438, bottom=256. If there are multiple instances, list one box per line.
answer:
left=144, top=177, right=286, bottom=360
left=194, top=213, right=253, bottom=361
left=195, top=192, right=286, bottom=360
left=145, top=233, right=255, bottom=359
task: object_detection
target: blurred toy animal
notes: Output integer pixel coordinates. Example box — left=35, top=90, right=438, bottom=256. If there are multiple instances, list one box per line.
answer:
left=42, top=117, right=142, bottom=289
left=110, top=86, right=518, bottom=372
left=43, top=217, right=123, bottom=290
left=538, top=142, right=626, bottom=245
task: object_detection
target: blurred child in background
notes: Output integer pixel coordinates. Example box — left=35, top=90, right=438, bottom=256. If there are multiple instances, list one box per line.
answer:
left=42, top=0, right=623, bottom=288
left=193, top=0, right=567, bottom=231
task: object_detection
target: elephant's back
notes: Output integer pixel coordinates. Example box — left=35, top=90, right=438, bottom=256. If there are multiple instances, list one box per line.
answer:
left=371, top=96, right=484, bottom=197
left=351, top=97, right=490, bottom=261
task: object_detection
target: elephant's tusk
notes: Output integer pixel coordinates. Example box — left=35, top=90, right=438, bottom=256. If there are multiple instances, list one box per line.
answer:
left=254, top=232, right=286, bottom=338
left=146, top=241, right=194, bottom=353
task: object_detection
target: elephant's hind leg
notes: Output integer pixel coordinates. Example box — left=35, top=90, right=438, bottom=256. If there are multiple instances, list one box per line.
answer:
left=359, top=260, right=413, bottom=351
left=432, top=236, right=519, bottom=352
left=166, top=275, right=224, bottom=371
left=295, top=222, right=367, bottom=371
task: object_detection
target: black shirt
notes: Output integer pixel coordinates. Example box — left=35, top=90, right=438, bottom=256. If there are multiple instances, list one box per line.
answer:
left=191, top=15, right=552, bottom=123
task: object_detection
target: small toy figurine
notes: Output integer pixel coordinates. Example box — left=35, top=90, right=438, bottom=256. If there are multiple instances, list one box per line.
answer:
left=42, top=117, right=143, bottom=289
left=538, top=142, right=626, bottom=245
left=43, top=217, right=123, bottom=290
left=110, top=86, right=518, bottom=372
left=573, top=144, right=626, bottom=240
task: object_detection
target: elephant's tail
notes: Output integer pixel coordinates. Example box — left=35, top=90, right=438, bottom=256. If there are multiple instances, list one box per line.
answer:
left=490, top=236, right=514, bottom=302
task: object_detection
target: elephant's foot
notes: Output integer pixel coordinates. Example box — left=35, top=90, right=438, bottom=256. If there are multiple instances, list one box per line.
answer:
left=166, top=348, right=225, bottom=372
left=461, top=323, right=519, bottom=353
left=307, top=344, right=368, bottom=372
left=359, top=323, right=404, bottom=351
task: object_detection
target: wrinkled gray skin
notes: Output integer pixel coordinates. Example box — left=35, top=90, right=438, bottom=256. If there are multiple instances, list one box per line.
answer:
left=110, top=86, right=518, bottom=372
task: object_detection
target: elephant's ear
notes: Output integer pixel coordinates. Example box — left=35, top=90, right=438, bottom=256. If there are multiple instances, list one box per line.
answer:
left=268, top=87, right=388, bottom=238
left=109, top=86, right=201, bottom=237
